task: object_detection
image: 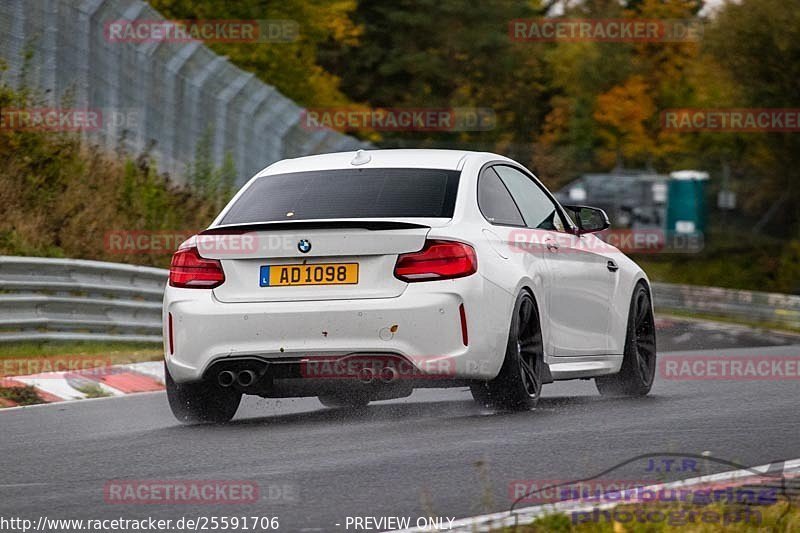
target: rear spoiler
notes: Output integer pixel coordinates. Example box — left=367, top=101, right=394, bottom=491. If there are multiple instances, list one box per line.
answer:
left=200, top=220, right=432, bottom=235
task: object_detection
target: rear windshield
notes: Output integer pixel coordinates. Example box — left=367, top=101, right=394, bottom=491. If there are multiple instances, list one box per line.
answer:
left=220, top=168, right=460, bottom=224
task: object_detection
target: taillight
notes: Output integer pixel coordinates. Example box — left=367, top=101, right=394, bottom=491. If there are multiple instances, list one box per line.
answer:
left=394, top=240, right=477, bottom=282
left=169, top=246, right=225, bottom=288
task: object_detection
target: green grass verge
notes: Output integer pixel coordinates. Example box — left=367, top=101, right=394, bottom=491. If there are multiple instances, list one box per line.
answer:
left=0, top=341, right=162, bottom=359
left=632, top=232, right=800, bottom=295
left=0, top=385, right=45, bottom=406
left=0, top=342, right=162, bottom=377
left=75, top=383, right=113, bottom=398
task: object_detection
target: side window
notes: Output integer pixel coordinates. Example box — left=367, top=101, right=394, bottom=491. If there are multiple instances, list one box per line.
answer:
left=493, top=165, right=566, bottom=232
left=477, top=168, right=525, bottom=226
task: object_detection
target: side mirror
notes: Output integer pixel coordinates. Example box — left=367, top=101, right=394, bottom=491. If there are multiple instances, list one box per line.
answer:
left=564, top=205, right=610, bottom=235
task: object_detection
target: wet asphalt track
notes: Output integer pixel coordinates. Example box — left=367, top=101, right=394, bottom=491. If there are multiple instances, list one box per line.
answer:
left=0, top=317, right=798, bottom=532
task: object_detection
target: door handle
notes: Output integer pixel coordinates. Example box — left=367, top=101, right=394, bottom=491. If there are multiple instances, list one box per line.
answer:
left=607, top=260, right=619, bottom=272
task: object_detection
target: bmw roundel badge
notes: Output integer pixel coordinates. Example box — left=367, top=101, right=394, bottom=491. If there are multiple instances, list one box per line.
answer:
left=298, top=239, right=312, bottom=253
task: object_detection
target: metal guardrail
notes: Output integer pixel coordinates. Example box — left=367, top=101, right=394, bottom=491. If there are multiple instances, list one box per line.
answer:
left=652, top=282, right=800, bottom=330
left=1, top=256, right=798, bottom=344
left=0, top=256, right=166, bottom=343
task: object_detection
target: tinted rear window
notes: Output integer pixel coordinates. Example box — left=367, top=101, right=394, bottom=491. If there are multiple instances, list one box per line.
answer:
left=220, top=168, right=460, bottom=224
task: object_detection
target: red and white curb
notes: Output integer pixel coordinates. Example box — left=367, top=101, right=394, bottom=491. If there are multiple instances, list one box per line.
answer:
left=390, top=458, right=800, bottom=532
left=0, top=361, right=165, bottom=406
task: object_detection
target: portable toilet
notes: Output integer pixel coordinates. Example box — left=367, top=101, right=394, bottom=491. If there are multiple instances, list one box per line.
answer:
left=666, top=170, right=709, bottom=235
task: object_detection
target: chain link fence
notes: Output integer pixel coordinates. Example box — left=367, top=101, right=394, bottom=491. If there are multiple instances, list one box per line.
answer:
left=0, top=0, right=365, bottom=186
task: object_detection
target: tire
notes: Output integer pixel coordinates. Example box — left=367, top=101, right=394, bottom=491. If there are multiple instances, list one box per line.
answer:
left=468, top=381, right=492, bottom=407
left=470, top=291, right=544, bottom=411
left=595, top=282, right=657, bottom=397
left=165, top=362, right=242, bottom=423
left=318, top=393, right=371, bottom=409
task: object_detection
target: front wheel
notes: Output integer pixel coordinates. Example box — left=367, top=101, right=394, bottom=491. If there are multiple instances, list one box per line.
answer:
left=471, top=291, right=544, bottom=411
left=165, top=362, right=242, bottom=423
left=595, top=283, right=657, bottom=397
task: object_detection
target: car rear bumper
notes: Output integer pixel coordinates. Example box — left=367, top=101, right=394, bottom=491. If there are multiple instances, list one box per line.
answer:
left=163, top=276, right=511, bottom=384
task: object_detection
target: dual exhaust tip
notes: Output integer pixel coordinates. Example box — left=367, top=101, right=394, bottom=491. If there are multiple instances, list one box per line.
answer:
left=218, top=369, right=257, bottom=388
left=358, top=366, right=398, bottom=384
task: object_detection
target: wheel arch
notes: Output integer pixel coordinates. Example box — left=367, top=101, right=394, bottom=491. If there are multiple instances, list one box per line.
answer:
left=632, top=274, right=654, bottom=313
left=619, top=274, right=656, bottom=347
left=511, top=284, right=554, bottom=383
left=607, top=266, right=653, bottom=355
left=512, top=280, right=557, bottom=359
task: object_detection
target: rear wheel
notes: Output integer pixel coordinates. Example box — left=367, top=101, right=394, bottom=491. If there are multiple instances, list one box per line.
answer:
left=165, top=362, right=242, bottom=423
left=471, top=291, right=544, bottom=411
left=595, top=283, right=657, bottom=396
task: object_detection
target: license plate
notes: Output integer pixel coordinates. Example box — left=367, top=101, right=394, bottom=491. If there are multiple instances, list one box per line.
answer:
left=260, top=263, right=358, bottom=287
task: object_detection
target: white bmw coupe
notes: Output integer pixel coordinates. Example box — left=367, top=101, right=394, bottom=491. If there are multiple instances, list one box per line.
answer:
left=163, top=149, right=656, bottom=422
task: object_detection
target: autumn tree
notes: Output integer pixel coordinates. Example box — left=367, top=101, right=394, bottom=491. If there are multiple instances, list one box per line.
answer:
left=149, top=0, right=361, bottom=106
left=704, top=0, right=800, bottom=234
